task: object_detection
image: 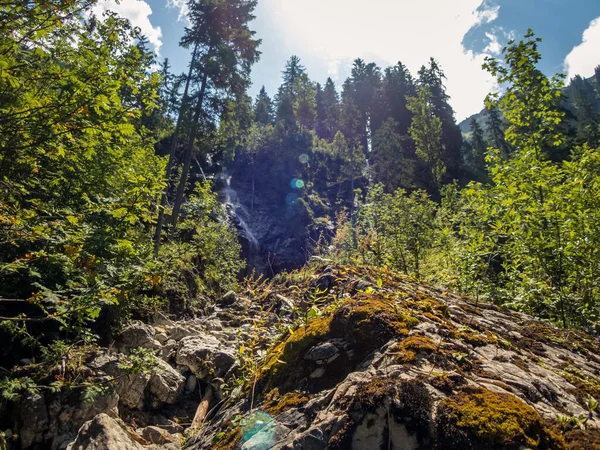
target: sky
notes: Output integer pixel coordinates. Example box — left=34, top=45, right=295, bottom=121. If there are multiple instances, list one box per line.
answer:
left=91, top=0, right=600, bottom=121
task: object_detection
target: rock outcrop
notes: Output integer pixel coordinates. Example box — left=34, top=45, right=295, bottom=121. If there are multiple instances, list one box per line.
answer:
left=188, top=266, right=600, bottom=450
left=4, top=265, right=600, bottom=449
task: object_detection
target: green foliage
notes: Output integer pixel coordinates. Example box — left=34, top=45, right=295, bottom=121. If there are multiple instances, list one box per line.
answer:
left=0, top=1, right=245, bottom=386
left=116, top=347, right=160, bottom=376
left=407, top=85, right=445, bottom=191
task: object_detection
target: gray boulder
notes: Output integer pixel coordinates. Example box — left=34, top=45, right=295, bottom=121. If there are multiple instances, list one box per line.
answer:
left=176, top=334, right=236, bottom=379
left=66, top=414, right=144, bottom=450
left=117, top=322, right=161, bottom=353
left=148, top=359, right=186, bottom=406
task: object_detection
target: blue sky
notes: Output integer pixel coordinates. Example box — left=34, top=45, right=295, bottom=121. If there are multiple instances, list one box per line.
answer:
left=92, top=0, right=600, bottom=121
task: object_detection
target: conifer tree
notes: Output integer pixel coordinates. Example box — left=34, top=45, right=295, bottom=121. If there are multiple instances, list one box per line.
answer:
left=485, top=106, right=510, bottom=158
left=407, top=85, right=445, bottom=192
left=373, top=62, right=415, bottom=135
left=343, top=59, right=382, bottom=153
left=316, top=78, right=341, bottom=140
left=168, top=0, right=261, bottom=234
left=469, top=118, right=487, bottom=174
left=254, top=86, right=274, bottom=125
left=417, top=59, right=462, bottom=180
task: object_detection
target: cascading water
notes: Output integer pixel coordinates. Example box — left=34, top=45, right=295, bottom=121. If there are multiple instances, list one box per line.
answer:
left=223, top=175, right=260, bottom=266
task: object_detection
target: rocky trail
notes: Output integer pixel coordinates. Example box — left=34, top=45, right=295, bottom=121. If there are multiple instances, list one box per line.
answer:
left=4, top=265, right=600, bottom=449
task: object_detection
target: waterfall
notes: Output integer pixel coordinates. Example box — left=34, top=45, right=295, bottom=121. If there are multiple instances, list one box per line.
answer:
left=224, top=176, right=259, bottom=252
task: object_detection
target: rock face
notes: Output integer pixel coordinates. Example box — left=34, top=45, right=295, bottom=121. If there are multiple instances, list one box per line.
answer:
left=8, top=265, right=600, bottom=449
left=66, top=414, right=145, bottom=450
left=186, top=265, right=600, bottom=450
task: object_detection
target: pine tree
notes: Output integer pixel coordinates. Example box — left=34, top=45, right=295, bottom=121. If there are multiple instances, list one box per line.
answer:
left=168, top=0, right=261, bottom=234
left=281, top=55, right=306, bottom=101
left=407, top=85, right=445, bottom=192
left=370, top=118, right=414, bottom=190
left=485, top=106, right=510, bottom=158
left=254, top=86, right=273, bottom=125
left=294, top=73, right=316, bottom=130
left=333, top=131, right=365, bottom=206
left=469, top=118, right=487, bottom=174
left=373, top=62, right=415, bottom=135
left=417, top=59, right=462, bottom=180
left=345, top=59, right=382, bottom=154
left=315, top=78, right=341, bottom=140
left=595, top=66, right=600, bottom=98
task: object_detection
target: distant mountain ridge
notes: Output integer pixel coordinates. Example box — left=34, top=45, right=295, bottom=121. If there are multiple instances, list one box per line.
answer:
left=459, top=73, right=600, bottom=135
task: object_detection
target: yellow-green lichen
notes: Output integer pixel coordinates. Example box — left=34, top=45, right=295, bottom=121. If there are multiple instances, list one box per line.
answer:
left=257, top=294, right=418, bottom=393
left=436, top=386, right=564, bottom=450
left=262, top=389, right=309, bottom=417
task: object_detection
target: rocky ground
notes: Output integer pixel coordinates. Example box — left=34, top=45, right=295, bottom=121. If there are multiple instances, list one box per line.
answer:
left=3, top=265, right=600, bottom=449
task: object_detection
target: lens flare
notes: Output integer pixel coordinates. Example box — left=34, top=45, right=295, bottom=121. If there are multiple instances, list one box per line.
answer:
left=285, top=193, right=299, bottom=205
left=299, top=153, right=309, bottom=164
left=241, top=411, right=276, bottom=447
left=290, top=178, right=305, bottom=189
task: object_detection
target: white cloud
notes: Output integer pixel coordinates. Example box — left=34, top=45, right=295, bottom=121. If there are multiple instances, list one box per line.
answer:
left=166, top=0, right=189, bottom=23
left=484, top=32, right=502, bottom=55
left=91, top=0, right=162, bottom=54
left=564, top=17, right=600, bottom=80
left=255, top=0, right=502, bottom=121
left=474, top=3, right=500, bottom=27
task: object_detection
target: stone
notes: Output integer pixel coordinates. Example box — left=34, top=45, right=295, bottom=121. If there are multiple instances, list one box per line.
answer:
left=19, top=393, right=49, bottom=449
left=176, top=334, right=236, bottom=379
left=217, top=291, right=238, bottom=307
left=117, top=322, right=161, bottom=353
left=148, top=359, right=186, bottom=406
left=117, top=373, right=151, bottom=410
left=89, top=352, right=149, bottom=410
left=66, top=414, right=144, bottom=450
left=141, top=426, right=180, bottom=445
left=185, top=374, right=198, bottom=392
left=304, top=342, right=339, bottom=363
left=155, top=333, right=169, bottom=345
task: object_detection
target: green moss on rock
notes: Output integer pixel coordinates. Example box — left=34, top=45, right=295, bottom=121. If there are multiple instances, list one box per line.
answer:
left=436, top=386, right=565, bottom=450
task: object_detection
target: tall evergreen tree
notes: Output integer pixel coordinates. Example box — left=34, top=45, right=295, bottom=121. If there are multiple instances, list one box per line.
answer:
left=373, top=62, right=415, bottom=135
left=344, top=59, right=382, bottom=154
left=254, top=86, right=273, bottom=125
left=370, top=118, right=413, bottom=191
left=280, top=55, right=306, bottom=101
left=485, top=106, right=510, bottom=158
left=170, top=0, right=261, bottom=227
left=315, top=78, right=341, bottom=140
left=407, top=85, right=445, bottom=192
left=469, top=118, right=487, bottom=175
left=417, top=59, right=462, bottom=180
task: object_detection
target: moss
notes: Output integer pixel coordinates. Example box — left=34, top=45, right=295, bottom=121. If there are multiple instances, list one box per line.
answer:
left=347, top=377, right=396, bottom=411
left=559, top=366, right=600, bottom=405
left=212, top=425, right=242, bottom=450
left=512, top=356, right=530, bottom=372
left=455, top=330, right=494, bottom=347
left=262, top=389, right=309, bottom=417
left=327, top=416, right=356, bottom=449
left=258, top=294, right=417, bottom=393
left=436, top=386, right=564, bottom=450
left=563, top=427, right=600, bottom=449
left=394, top=379, right=433, bottom=440
left=427, top=372, right=467, bottom=393
left=395, top=335, right=437, bottom=364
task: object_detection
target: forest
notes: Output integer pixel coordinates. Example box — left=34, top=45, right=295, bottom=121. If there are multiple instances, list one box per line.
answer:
left=2, top=0, right=600, bottom=420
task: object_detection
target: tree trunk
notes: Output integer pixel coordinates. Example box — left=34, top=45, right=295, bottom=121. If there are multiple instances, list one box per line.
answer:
left=153, top=41, right=199, bottom=257
left=171, top=52, right=211, bottom=229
